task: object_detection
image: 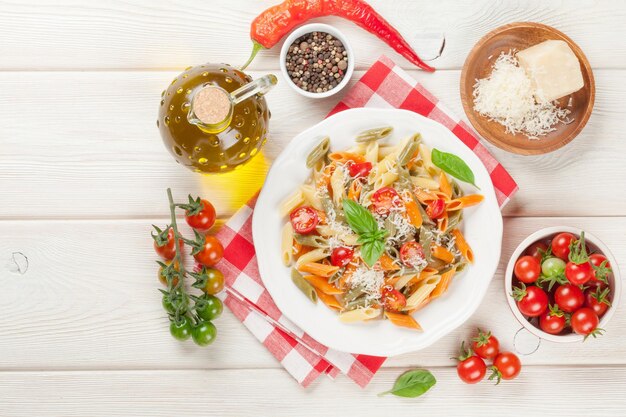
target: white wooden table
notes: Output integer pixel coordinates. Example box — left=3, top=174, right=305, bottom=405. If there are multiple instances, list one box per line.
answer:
left=1, top=1, right=625, bottom=415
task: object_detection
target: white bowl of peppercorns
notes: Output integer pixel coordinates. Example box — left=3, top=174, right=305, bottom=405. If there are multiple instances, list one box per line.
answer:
left=280, top=23, right=354, bottom=99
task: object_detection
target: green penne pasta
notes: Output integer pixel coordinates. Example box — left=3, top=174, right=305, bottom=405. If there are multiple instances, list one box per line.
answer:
left=397, top=134, right=422, bottom=166
left=306, top=136, right=330, bottom=168
left=355, top=126, right=393, bottom=143
left=294, top=234, right=329, bottom=248
left=291, top=269, right=318, bottom=303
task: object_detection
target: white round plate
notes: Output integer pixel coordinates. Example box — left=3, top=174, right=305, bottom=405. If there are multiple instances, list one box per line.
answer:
left=253, top=108, right=503, bottom=356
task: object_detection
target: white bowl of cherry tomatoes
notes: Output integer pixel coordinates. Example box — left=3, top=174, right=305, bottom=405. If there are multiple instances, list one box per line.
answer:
left=505, top=227, right=620, bottom=343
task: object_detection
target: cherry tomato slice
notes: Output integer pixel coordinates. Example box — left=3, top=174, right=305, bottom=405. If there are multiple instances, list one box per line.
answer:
left=290, top=206, right=319, bottom=234
left=348, top=162, right=372, bottom=178
left=399, top=241, right=426, bottom=269
left=381, top=285, right=406, bottom=312
left=330, top=247, right=354, bottom=267
left=426, top=198, right=446, bottom=219
left=370, top=187, right=401, bottom=216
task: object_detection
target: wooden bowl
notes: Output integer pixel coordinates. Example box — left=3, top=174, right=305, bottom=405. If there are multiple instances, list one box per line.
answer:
left=460, top=22, right=595, bottom=155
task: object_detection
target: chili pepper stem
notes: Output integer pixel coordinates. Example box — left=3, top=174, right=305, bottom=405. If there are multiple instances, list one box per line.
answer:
left=240, top=41, right=265, bottom=71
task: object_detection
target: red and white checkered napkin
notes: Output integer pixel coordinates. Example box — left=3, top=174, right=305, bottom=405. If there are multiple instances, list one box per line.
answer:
left=215, top=55, right=518, bottom=388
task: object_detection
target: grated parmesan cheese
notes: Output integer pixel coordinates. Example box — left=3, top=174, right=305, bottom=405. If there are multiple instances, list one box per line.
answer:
left=472, top=51, right=571, bottom=139
left=349, top=266, right=385, bottom=303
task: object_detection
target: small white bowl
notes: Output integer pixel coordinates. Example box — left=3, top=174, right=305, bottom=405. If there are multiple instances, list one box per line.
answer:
left=279, top=23, right=354, bottom=99
left=505, top=226, right=621, bottom=343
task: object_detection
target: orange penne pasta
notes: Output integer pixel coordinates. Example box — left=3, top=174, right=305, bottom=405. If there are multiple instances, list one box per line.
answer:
left=437, top=211, right=448, bottom=232
left=439, top=172, right=452, bottom=198
left=328, top=151, right=365, bottom=164
left=384, top=311, right=423, bottom=331
left=401, top=191, right=423, bottom=228
left=452, top=229, right=474, bottom=264
left=347, top=179, right=363, bottom=201
left=413, top=187, right=438, bottom=204
left=299, top=262, right=340, bottom=277
left=431, top=266, right=457, bottom=299
left=431, top=245, right=455, bottom=264
left=405, top=297, right=432, bottom=314
left=315, top=209, right=327, bottom=224
left=338, top=263, right=357, bottom=290
left=446, top=194, right=485, bottom=211
left=303, top=275, right=343, bottom=295
left=378, top=253, right=400, bottom=271
left=406, top=267, right=438, bottom=287
left=314, top=288, right=342, bottom=310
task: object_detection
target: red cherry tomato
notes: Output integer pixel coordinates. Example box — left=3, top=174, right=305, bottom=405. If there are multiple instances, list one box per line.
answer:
left=455, top=343, right=486, bottom=384
left=554, top=284, right=585, bottom=313
left=193, top=235, right=224, bottom=267
left=525, top=241, right=548, bottom=261
left=492, top=352, right=521, bottom=382
left=514, top=256, right=541, bottom=284
left=330, top=247, right=354, bottom=267
left=585, top=287, right=611, bottom=317
left=539, top=306, right=566, bottom=335
left=184, top=199, right=216, bottom=232
left=425, top=198, right=446, bottom=219
left=370, top=187, right=401, bottom=216
left=589, top=253, right=612, bottom=284
left=290, top=206, right=319, bottom=234
left=471, top=329, right=500, bottom=360
left=153, top=227, right=183, bottom=261
left=348, top=162, right=372, bottom=178
left=513, top=284, right=548, bottom=317
left=551, top=232, right=575, bottom=261
left=565, top=261, right=593, bottom=285
left=571, top=307, right=601, bottom=337
left=381, top=285, right=406, bottom=312
left=399, top=241, right=426, bottom=269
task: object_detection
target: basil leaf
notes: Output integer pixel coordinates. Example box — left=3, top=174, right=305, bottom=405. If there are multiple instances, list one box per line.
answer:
left=361, top=239, right=385, bottom=267
left=432, top=148, right=479, bottom=189
left=343, top=199, right=378, bottom=235
left=379, top=369, right=436, bottom=398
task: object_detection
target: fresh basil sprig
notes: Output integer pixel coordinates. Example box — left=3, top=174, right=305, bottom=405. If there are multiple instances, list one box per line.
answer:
left=378, top=369, right=436, bottom=398
left=342, top=199, right=387, bottom=267
left=432, top=148, right=479, bottom=189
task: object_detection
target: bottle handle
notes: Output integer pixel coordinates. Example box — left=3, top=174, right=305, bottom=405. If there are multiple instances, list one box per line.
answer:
left=230, top=74, right=277, bottom=105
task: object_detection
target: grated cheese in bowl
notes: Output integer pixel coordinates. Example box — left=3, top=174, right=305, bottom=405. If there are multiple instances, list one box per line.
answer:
left=472, top=51, right=571, bottom=139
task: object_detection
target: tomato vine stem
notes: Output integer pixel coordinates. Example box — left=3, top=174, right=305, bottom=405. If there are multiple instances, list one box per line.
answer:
left=167, top=187, right=190, bottom=322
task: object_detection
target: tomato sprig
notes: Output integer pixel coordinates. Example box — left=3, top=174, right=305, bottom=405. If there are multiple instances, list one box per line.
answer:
left=568, top=231, right=589, bottom=264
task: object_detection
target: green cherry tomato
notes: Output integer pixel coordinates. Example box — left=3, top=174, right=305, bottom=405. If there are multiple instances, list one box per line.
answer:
left=192, top=320, right=217, bottom=346
left=162, top=291, right=188, bottom=315
left=196, top=294, right=223, bottom=321
left=542, top=257, right=566, bottom=277
left=201, top=268, right=225, bottom=295
left=169, top=316, right=192, bottom=341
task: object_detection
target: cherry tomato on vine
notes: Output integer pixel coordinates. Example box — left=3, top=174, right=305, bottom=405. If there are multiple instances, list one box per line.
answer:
left=490, top=352, right=521, bottom=383
left=370, top=187, right=401, bottom=216
left=514, top=256, right=541, bottom=284
left=290, top=206, right=319, bottom=234
left=195, top=294, right=223, bottom=321
left=157, top=260, right=180, bottom=287
left=330, top=247, right=354, bottom=267
left=571, top=308, right=603, bottom=338
left=381, top=285, right=406, bottom=312
left=585, top=287, right=611, bottom=317
left=399, top=241, right=426, bottom=268
left=471, top=329, right=499, bottom=360
left=551, top=232, right=575, bottom=261
left=348, top=162, right=372, bottom=178
left=565, top=261, right=593, bottom=285
left=511, top=283, right=548, bottom=317
left=193, top=235, right=224, bottom=267
left=539, top=305, right=567, bottom=335
left=162, top=291, right=188, bottom=315
left=554, top=284, right=585, bottom=313
left=525, top=241, right=548, bottom=261
left=425, top=198, right=446, bottom=220
left=195, top=268, right=225, bottom=295
left=169, top=316, right=192, bottom=341
left=454, top=342, right=486, bottom=384
left=191, top=320, right=217, bottom=346
left=153, top=227, right=183, bottom=261
left=185, top=198, right=216, bottom=232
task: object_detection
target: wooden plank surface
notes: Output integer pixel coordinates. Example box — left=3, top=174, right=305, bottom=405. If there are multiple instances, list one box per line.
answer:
left=1, top=367, right=625, bottom=417
left=1, top=69, right=625, bottom=219
left=1, top=216, right=623, bottom=370
left=1, top=0, right=625, bottom=70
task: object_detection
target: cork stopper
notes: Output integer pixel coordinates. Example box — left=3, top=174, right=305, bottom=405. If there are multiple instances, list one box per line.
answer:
left=191, top=86, right=232, bottom=125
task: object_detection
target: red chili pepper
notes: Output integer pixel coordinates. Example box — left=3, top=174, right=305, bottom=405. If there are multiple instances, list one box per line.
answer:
left=241, top=0, right=434, bottom=72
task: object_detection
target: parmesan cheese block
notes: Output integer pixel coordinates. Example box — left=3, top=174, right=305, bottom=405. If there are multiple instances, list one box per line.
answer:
left=516, top=40, right=584, bottom=103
